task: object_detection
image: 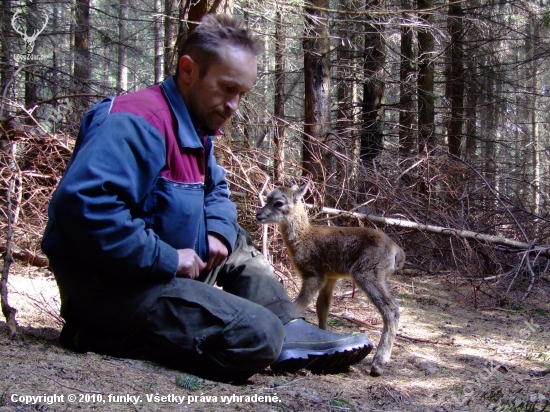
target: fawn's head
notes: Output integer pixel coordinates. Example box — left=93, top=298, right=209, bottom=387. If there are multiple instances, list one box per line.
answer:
left=256, top=184, right=309, bottom=225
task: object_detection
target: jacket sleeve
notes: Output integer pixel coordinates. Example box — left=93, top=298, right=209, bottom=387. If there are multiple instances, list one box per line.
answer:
left=203, top=140, right=239, bottom=254
left=46, top=105, right=179, bottom=281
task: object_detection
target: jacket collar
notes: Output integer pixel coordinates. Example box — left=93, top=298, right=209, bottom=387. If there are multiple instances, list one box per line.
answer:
left=161, top=75, right=206, bottom=149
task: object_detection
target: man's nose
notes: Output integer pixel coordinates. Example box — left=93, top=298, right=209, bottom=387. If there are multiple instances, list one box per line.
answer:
left=226, top=94, right=240, bottom=113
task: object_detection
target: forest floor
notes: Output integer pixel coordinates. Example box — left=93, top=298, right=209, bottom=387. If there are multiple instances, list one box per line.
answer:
left=1, top=263, right=549, bottom=412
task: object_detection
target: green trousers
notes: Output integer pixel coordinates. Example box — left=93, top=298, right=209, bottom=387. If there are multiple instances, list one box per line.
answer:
left=61, top=229, right=299, bottom=382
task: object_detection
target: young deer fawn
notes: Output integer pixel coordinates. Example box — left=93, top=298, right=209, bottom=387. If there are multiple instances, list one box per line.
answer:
left=256, top=184, right=405, bottom=376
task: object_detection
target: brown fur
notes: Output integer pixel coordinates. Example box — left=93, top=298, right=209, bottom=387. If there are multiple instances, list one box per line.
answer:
left=257, top=184, right=405, bottom=377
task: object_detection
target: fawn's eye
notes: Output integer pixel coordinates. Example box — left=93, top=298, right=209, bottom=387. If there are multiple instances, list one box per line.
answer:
left=273, top=201, right=285, bottom=209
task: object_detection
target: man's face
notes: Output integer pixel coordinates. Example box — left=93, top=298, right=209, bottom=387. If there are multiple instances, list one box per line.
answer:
left=181, top=46, right=257, bottom=132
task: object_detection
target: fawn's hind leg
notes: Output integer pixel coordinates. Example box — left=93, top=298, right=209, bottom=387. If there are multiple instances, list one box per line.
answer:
left=316, top=276, right=337, bottom=330
left=357, top=274, right=399, bottom=377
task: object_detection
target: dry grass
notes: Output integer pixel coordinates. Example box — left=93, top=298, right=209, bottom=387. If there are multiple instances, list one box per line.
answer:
left=1, top=262, right=549, bottom=412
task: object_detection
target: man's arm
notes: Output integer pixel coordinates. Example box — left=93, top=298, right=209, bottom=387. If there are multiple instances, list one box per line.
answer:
left=47, top=111, right=179, bottom=281
left=203, top=140, right=239, bottom=258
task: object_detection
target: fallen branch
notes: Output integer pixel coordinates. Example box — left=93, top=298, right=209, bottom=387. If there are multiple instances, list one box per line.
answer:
left=0, top=245, right=49, bottom=267
left=314, top=205, right=550, bottom=258
left=306, top=308, right=454, bottom=346
left=332, top=312, right=454, bottom=346
left=41, top=374, right=103, bottom=394
left=394, top=332, right=454, bottom=346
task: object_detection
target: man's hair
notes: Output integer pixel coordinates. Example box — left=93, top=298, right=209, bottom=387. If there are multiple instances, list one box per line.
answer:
left=177, top=14, right=261, bottom=78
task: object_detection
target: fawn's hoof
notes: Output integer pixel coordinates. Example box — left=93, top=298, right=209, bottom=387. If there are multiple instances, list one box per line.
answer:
left=271, top=319, right=373, bottom=374
left=370, top=364, right=384, bottom=377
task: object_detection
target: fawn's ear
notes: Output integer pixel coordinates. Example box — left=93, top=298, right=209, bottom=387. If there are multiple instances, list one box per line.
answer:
left=293, top=183, right=309, bottom=201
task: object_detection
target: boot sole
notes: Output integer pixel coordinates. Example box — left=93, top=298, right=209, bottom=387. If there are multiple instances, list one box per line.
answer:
left=270, top=355, right=318, bottom=373
left=308, top=343, right=373, bottom=373
left=271, top=342, right=373, bottom=374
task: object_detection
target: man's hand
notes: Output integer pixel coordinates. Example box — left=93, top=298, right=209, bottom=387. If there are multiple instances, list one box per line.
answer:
left=206, top=233, right=228, bottom=272
left=176, top=249, right=206, bottom=279
left=175, top=235, right=228, bottom=279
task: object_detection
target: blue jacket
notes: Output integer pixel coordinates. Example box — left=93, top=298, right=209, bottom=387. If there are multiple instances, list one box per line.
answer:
left=41, top=76, right=239, bottom=335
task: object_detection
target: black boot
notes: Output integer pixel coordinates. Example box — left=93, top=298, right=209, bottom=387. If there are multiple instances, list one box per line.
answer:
left=271, top=319, right=373, bottom=374
left=59, top=322, right=88, bottom=353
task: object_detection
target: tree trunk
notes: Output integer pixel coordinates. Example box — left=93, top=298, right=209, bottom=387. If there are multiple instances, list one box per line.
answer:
left=483, top=69, right=498, bottom=207
left=417, top=0, right=435, bottom=206
left=528, top=18, right=540, bottom=215
left=446, top=2, right=464, bottom=157
left=164, top=0, right=179, bottom=77
left=337, top=0, right=356, bottom=144
left=24, top=0, right=45, bottom=109
left=154, top=0, right=164, bottom=83
left=186, top=0, right=235, bottom=33
left=274, top=8, right=286, bottom=182
left=302, top=0, right=331, bottom=184
left=74, top=0, right=91, bottom=93
left=117, top=0, right=128, bottom=93
left=24, top=1, right=39, bottom=116
left=417, top=0, right=435, bottom=153
left=53, top=3, right=60, bottom=97
left=101, top=2, right=110, bottom=90
left=360, top=0, right=385, bottom=163
left=0, top=0, right=13, bottom=101
left=399, top=0, right=415, bottom=157
left=24, top=68, right=37, bottom=109
left=464, top=56, right=477, bottom=158
left=337, top=0, right=360, bottom=192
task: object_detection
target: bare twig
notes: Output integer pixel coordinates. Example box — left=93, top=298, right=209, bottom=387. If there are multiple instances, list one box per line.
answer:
left=383, top=385, right=399, bottom=403
left=41, top=374, right=103, bottom=394
left=450, top=154, right=531, bottom=245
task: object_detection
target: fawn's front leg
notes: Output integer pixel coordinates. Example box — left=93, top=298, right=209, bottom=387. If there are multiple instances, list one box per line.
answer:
left=294, top=272, right=323, bottom=316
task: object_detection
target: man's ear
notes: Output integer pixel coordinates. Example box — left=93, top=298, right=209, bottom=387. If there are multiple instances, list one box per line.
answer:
left=178, top=55, right=197, bottom=84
